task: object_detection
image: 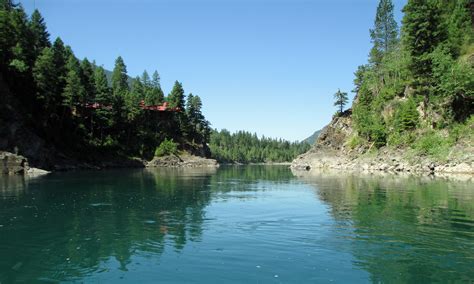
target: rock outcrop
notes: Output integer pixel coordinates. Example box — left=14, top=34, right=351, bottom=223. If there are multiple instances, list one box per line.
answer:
left=291, top=109, right=474, bottom=175
left=1, top=151, right=28, bottom=175
left=1, top=151, right=50, bottom=176
left=147, top=154, right=219, bottom=168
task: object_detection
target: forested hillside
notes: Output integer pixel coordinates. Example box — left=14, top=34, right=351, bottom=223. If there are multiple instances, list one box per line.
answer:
left=209, top=130, right=311, bottom=163
left=0, top=1, right=211, bottom=168
left=349, top=0, right=473, bottom=157
left=293, top=0, right=473, bottom=174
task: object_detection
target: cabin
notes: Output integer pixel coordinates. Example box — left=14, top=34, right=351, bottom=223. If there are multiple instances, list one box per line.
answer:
left=83, top=101, right=180, bottom=112
left=138, top=101, right=180, bottom=112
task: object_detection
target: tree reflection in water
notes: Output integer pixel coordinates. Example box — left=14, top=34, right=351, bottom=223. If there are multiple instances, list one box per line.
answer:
left=0, top=166, right=294, bottom=282
left=293, top=169, right=474, bottom=283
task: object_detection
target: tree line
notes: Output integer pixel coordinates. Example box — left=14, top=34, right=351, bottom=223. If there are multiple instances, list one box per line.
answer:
left=0, top=1, right=210, bottom=159
left=347, top=0, right=473, bottom=151
left=209, top=129, right=311, bottom=163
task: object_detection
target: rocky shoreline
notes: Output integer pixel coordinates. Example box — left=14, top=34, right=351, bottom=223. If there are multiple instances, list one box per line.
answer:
left=146, top=154, right=219, bottom=168
left=291, top=145, right=473, bottom=175
left=291, top=111, right=473, bottom=176
left=1, top=150, right=219, bottom=176
left=1, top=151, right=50, bottom=176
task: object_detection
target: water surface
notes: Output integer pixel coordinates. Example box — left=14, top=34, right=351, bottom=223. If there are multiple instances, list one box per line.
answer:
left=0, top=166, right=473, bottom=283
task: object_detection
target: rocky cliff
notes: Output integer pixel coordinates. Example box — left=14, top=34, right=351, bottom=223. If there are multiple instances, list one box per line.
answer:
left=291, top=110, right=474, bottom=175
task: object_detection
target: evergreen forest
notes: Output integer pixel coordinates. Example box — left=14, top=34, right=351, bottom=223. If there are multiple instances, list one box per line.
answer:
left=0, top=1, right=309, bottom=165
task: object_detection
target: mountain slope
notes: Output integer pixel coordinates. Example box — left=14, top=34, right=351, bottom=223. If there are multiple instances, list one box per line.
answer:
left=303, top=130, right=322, bottom=145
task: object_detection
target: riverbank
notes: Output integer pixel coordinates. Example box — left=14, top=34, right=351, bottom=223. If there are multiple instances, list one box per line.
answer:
left=291, top=110, right=474, bottom=176
left=0, top=150, right=219, bottom=176
left=291, top=164, right=474, bottom=183
left=291, top=141, right=473, bottom=175
left=146, top=153, right=219, bottom=168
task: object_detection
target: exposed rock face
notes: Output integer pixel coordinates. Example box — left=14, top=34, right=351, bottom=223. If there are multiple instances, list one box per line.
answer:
left=316, top=109, right=353, bottom=150
left=1, top=152, right=28, bottom=175
left=147, top=154, right=219, bottom=168
left=1, top=151, right=52, bottom=176
left=291, top=109, right=474, bottom=175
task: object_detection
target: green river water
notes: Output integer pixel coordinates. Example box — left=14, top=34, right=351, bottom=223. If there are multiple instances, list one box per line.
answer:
left=0, top=166, right=473, bottom=283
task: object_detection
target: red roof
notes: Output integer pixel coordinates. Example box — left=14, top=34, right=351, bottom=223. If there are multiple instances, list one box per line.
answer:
left=84, top=101, right=180, bottom=112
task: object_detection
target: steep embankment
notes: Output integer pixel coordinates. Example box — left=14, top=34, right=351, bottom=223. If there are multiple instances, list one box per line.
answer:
left=292, top=110, right=474, bottom=175
left=293, top=0, right=474, bottom=176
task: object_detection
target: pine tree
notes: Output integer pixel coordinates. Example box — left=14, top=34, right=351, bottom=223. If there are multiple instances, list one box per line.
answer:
left=168, top=81, right=185, bottom=109
left=151, top=70, right=165, bottom=104
left=152, top=70, right=161, bottom=89
left=33, top=47, right=58, bottom=112
left=29, top=9, right=50, bottom=58
left=369, top=0, right=399, bottom=66
left=394, top=97, right=419, bottom=131
left=8, top=4, right=32, bottom=73
left=62, top=54, right=86, bottom=108
left=142, top=71, right=163, bottom=106
left=94, top=66, right=113, bottom=135
left=141, top=70, right=151, bottom=88
left=131, top=76, right=144, bottom=100
left=333, top=89, right=349, bottom=114
left=402, top=0, right=445, bottom=97
left=111, top=56, right=129, bottom=97
left=80, top=58, right=96, bottom=103
left=51, top=37, right=68, bottom=94
left=168, top=81, right=188, bottom=138
left=94, top=66, right=112, bottom=106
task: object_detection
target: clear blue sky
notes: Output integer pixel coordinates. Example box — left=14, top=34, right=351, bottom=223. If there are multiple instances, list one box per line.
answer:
left=21, top=0, right=406, bottom=142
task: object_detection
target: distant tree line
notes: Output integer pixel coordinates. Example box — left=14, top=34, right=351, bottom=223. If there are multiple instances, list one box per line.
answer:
left=209, top=130, right=311, bottom=163
left=0, top=1, right=210, bottom=159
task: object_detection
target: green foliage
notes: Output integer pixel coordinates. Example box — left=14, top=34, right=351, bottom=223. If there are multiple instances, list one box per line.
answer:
left=33, top=47, right=59, bottom=112
left=369, top=0, right=399, bottom=66
left=168, top=81, right=185, bottom=109
left=62, top=54, right=86, bottom=108
left=393, top=97, right=419, bottom=132
left=387, top=131, right=415, bottom=147
left=352, top=0, right=473, bottom=153
left=186, top=93, right=211, bottom=144
left=143, top=70, right=164, bottom=106
left=210, top=130, right=311, bottom=163
left=353, top=104, right=387, bottom=147
left=412, top=130, right=451, bottom=160
left=155, top=138, right=178, bottom=157
left=402, top=0, right=444, bottom=83
left=111, top=56, right=128, bottom=97
left=1, top=5, right=213, bottom=161
left=28, top=9, right=49, bottom=56
left=448, top=115, right=474, bottom=143
left=79, top=58, right=96, bottom=103
left=347, top=135, right=365, bottom=149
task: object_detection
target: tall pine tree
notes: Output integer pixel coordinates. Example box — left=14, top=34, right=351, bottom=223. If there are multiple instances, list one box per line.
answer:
left=168, top=81, right=185, bottom=109
left=111, top=56, right=129, bottom=97
left=62, top=54, right=86, bottom=109
left=402, top=0, right=445, bottom=98
left=370, top=0, right=399, bottom=66
left=28, top=9, right=50, bottom=58
left=80, top=58, right=96, bottom=104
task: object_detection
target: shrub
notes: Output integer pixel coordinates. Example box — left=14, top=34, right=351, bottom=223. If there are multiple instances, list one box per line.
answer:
left=387, top=131, right=415, bottom=147
left=412, top=131, right=450, bottom=160
left=154, top=138, right=178, bottom=157
left=393, top=97, right=419, bottom=132
left=347, top=135, right=364, bottom=149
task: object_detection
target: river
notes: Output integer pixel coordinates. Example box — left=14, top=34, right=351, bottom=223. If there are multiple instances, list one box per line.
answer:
left=0, top=166, right=472, bottom=283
